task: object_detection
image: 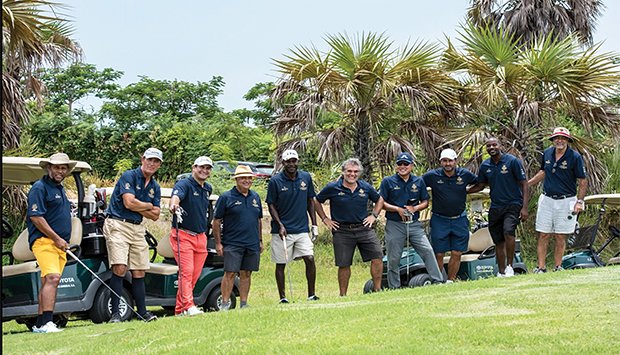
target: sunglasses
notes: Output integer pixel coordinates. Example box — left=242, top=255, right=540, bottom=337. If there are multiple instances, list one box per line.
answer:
left=396, top=162, right=410, bottom=166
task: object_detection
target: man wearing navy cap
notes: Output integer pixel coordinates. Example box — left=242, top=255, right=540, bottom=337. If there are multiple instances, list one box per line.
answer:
left=104, top=147, right=162, bottom=322
left=423, top=149, right=478, bottom=282
left=470, top=138, right=529, bottom=277
left=267, top=149, right=319, bottom=303
left=168, top=156, right=214, bottom=316
left=379, top=152, right=444, bottom=288
left=528, top=127, right=587, bottom=273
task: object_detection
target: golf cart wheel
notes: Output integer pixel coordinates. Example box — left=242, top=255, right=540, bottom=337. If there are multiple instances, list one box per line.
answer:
left=204, top=285, right=236, bottom=311
left=363, top=279, right=374, bottom=294
left=408, top=273, right=432, bottom=288
left=89, top=286, right=134, bottom=323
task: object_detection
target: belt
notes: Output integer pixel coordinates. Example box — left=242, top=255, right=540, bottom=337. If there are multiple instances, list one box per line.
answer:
left=178, top=228, right=203, bottom=236
left=544, top=193, right=575, bottom=200
left=338, top=223, right=365, bottom=229
left=107, top=215, right=141, bottom=225
left=433, top=211, right=467, bottom=220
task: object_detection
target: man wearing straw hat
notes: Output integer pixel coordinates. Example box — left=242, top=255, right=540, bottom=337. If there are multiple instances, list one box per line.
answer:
left=27, top=153, right=76, bottom=333
left=528, top=127, right=587, bottom=273
left=213, top=164, right=264, bottom=310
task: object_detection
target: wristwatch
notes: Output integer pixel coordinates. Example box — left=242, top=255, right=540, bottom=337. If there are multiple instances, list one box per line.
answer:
left=576, top=199, right=585, bottom=205
left=371, top=211, right=379, bottom=218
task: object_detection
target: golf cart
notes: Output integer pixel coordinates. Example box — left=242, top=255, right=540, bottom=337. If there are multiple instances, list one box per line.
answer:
left=2, top=156, right=237, bottom=330
left=362, top=190, right=527, bottom=293
left=562, top=193, right=620, bottom=269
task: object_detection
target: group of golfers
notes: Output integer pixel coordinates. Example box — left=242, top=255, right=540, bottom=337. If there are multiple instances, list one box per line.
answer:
left=26, top=126, right=586, bottom=332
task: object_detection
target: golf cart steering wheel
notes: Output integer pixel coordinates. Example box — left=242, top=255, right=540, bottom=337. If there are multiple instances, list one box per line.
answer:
left=2, top=216, right=14, bottom=239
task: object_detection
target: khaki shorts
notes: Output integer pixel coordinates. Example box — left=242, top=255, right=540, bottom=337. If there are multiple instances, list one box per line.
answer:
left=271, top=233, right=314, bottom=264
left=32, top=237, right=67, bottom=277
left=103, top=218, right=150, bottom=270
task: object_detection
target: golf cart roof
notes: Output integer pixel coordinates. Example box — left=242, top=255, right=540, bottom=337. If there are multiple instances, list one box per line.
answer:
left=2, top=156, right=92, bottom=185
left=584, top=193, right=620, bottom=206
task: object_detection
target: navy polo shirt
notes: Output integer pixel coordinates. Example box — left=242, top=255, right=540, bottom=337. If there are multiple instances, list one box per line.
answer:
left=423, top=167, right=477, bottom=217
left=540, top=147, right=586, bottom=197
left=316, top=178, right=380, bottom=224
left=477, top=153, right=526, bottom=209
left=214, top=187, right=263, bottom=251
left=27, top=175, right=72, bottom=248
left=106, top=167, right=161, bottom=222
left=171, top=176, right=212, bottom=233
left=266, top=170, right=316, bottom=234
left=379, top=174, right=430, bottom=222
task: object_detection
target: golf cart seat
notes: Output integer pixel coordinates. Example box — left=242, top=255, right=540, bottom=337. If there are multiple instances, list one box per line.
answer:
left=2, top=217, right=83, bottom=277
left=444, top=227, right=494, bottom=264
left=148, top=236, right=178, bottom=276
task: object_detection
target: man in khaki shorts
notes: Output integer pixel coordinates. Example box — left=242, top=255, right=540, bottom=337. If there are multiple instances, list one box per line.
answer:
left=103, top=148, right=163, bottom=322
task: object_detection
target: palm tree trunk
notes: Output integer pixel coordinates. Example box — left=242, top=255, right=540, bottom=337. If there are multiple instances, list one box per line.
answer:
left=355, top=111, right=373, bottom=183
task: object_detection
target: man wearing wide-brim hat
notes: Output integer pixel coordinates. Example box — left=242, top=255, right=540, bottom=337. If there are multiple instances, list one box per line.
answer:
left=528, top=127, right=587, bottom=273
left=213, top=164, right=263, bottom=310
left=27, top=153, right=75, bottom=333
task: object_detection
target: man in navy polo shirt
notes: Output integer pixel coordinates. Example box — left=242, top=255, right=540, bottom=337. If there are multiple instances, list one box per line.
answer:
left=423, top=149, right=478, bottom=282
left=528, top=127, right=587, bottom=273
left=214, top=165, right=264, bottom=310
left=168, top=156, right=214, bottom=316
left=267, top=149, right=319, bottom=303
left=27, top=153, right=75, bottom=333
left=314, top=158, right=384, bottom=296
left=470, top=138, right=529, bottom=277
left=379, top=152, right=443, bottom=288
left=104, top=147, right=162, bottom=323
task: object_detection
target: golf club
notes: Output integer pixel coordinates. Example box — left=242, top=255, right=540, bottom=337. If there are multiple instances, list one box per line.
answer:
left=66, top=248, right=146, bottom=321
left=173, top=209, right=184, bottom=314
left=282, top=235, right=293, bottom=300
left=404, top=199, right=417, bottom=286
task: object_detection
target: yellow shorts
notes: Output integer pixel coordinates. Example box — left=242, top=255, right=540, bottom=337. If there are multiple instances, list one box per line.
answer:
left=103, top=218, right=150, bottom=270
left=32, top=237, right=67, bottom=277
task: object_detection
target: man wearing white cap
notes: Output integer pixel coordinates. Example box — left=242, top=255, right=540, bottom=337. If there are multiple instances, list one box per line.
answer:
left=28, top=153, right=76, bottom=333
left=266, top=149, right=319, bottom=303
left=528, top=127, right=587, bottom=273
left=423, top=149, right=478, bottom=282
left=168, top=156, right=214, bottom=316
left=104, top=147, right=163, bottom=322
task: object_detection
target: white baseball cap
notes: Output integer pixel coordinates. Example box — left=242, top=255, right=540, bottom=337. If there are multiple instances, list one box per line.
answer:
left=143, top=147, right=163, bottom=162
left=193, top=156, right=213, bottom=167
left=281, top=149, right=299, bottom=161
left=439, top=148, right=457, bottom=161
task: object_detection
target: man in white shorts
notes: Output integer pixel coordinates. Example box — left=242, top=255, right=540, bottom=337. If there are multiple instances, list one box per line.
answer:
left=266, top=149, right=320, bottom=303
left=528, top=127, right=587, bottom=273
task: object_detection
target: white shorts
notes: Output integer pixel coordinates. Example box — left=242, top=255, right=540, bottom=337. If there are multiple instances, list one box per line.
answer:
left=535, top=194, right=578, bottom=234
left=270, top=233, right=314, bottom=264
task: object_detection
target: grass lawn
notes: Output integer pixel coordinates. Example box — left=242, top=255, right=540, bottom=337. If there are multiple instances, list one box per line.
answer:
left=2, top=239, right=619, bottom=354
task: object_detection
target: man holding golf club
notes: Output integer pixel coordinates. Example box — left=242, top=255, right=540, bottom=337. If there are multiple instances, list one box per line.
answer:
left=314, top=158, right=384, bottom=296
left=423, top=149, right=478, bottom=282
left=213, top=165, right=263, bottom=310
left=27, top=153, right=75, bottom=333
left=267, top=149, right=319, bottom=303
left=168, top=156, right=214, bottom=316
left=528, top=127, right=587, bottom=273
left=103, top=148, right=163, bottom=323
left=379, top=152, right=444, bottom=288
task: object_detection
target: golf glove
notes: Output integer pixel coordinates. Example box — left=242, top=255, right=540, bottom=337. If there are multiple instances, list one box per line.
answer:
left=175, top=206, right=186, bottom=224
left=311, top=225, right=319, bottom=242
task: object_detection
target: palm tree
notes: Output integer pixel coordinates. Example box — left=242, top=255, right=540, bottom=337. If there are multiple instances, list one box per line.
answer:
left=467, top=0, right=604, bottom=46
left=2, top=0, right=82, bottom=150
left=271, top=32, right=459, bottom=181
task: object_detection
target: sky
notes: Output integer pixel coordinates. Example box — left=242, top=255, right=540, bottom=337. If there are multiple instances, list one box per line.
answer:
left=63, top=0, right=619, bottom=112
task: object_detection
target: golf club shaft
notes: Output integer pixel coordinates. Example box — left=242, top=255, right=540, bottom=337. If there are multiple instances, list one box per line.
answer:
left=282, top=236, right=293, bottom=299
left=66, top=249, right=146, bottom=321
left=174, top=213, right=184, bottom=312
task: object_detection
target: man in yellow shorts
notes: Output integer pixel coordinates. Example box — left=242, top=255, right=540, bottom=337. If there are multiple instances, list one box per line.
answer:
left=27, top=153, right=76, bottom=333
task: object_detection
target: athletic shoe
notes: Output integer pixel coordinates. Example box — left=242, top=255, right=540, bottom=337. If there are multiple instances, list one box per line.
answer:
left=140, top=311, right=157, bottom=322
left=307, top=295, right=320, bottom=301
left=108, top=312, right=122, bottom=323
left=496, top=272, right=506, bottom=278
left=279, top=297, right=289, bottom=304
left=33, top=321, right=62, bottom=333
left=445, top=280, right=454, bottom=284
left=184, top=306, right=204, bottom=316
left=220, top=300, right=231, bottom=311
left=554, top=265, right=565, bottom=272
left=505, top=265, right=515, bottom=277
left=240, top=303, right=250, bottom=309
left=533, top=267, right=547, bottom=274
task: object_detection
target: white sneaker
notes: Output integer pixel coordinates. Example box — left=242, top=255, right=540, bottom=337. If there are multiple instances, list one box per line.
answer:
left=497, top=272, right=506, bottom=278
left=34, top=321, right=63, bottom=333
left=220, top=300, right=231, bottom=311
left=505, top=265, right=515, bottom=277
left=184, top=306, right=204, bottom=316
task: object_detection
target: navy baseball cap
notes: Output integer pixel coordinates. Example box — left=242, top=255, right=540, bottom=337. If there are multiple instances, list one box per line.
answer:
left=395, top=152, right=414, bottom=165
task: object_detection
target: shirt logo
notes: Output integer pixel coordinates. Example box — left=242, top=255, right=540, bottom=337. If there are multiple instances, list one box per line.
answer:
left=234, top=201, right=242, bottom=206
left=252, top=198, right=259, bottom=208
left=338, top=192, right=345, bottom=196
left=359, top=189, right=366, bottom=196
left=456, top=177, right=464, bottom=185
left=300, top=181, right=307, bottom=191
left=148, top=188, right=155, bottom=198
left=393, top=186, right=400, bottom=190
left=501, top=165, right=508, bottom=174
left=173, top=189, right=179, bottom=195
left=411, top=184, right=418, bottom=192
left=137, top=186, right=141, bottom=190
left=281, top=186, right=289, bottom=191
left=124, top=183, right=131, bottom=190
left=193, top=191, right=199, bottom=196
left=560, top=161, right=568, bottom=169
left=55, top=193, right=61, bottom=199
left=31, top=204, right=38, bottom=212
left=437, top=179, right=444, bottom=184
left=486, top=169, right=491, bottom=173
left=545, top=159, right=551, bottom=166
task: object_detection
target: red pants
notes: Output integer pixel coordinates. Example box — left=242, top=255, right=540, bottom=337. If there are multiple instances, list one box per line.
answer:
left=169, top=229, right=208, bottom=314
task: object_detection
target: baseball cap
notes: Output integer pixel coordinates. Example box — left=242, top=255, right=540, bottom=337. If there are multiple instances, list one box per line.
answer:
left=395, top=152, right=414, bottom=165
left=439, top=148, right=458, bottom=161
left=549, top=127, right=573, bottom=142
left=143, top=147, right=163, bottom=162
left=193, top=156, right=213, bottom=167
left=282, top=149, right=299, bottom=161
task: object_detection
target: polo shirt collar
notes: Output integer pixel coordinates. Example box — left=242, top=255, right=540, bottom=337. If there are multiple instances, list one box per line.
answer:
left=336, top=177, right=358, bottom=190
left=188, top=175, right=207, bottom=190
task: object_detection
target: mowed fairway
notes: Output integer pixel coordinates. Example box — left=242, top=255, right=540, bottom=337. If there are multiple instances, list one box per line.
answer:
left=2, top=245, right=619, bottom=355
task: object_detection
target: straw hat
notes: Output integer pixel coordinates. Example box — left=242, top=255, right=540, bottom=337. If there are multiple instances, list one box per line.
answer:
left=38, top=153, right=77, bottom=172
left=232, top=165, right=255, bottom=179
